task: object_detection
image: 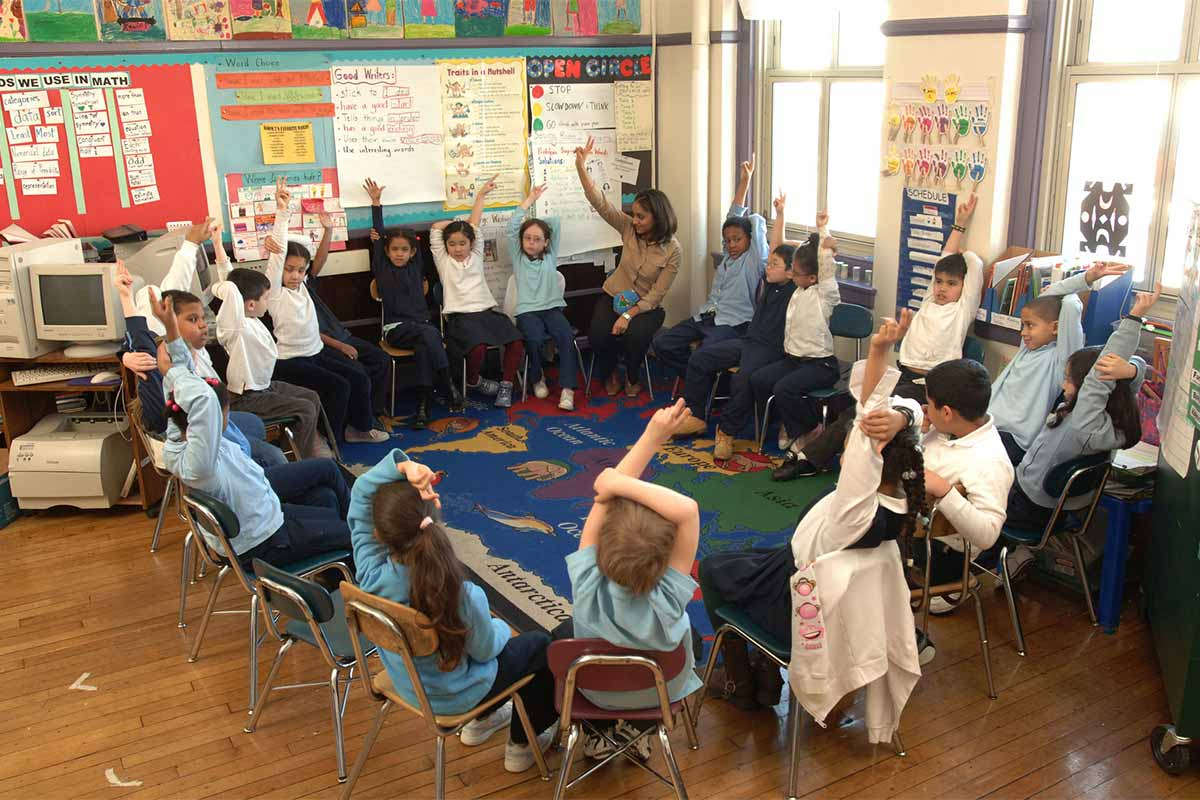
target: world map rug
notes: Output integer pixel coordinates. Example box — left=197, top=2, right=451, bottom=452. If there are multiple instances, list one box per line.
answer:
left=341, top=389, right=836, bottom=640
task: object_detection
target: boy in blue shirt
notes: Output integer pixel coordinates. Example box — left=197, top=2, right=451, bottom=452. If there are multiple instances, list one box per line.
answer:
left=651, top=155, right=767, bottom=380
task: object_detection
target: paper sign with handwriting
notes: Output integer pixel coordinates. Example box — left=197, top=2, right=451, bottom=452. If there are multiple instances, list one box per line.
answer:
left=529, top=129, right=621, bottom=257
left=21, top=178, right=56, bottom=195
left=330, top=63, right=444, bottom=207
left=43, top=107, right=64, bottom=124
left=529, top=83, right=614, bottom=133
left=614, top=80, right=652, bottom=151
left=12, top=161, right=59, bottom=178
left=260, top=122, right=315, bottom=165
left=2, top=92, right=49, bottom=111
left=6, top=127, right=32, bottom=145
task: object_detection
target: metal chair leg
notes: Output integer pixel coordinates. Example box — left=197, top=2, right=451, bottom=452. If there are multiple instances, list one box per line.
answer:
left=151, top=476, right=174, bottom=552
left=786, top=690, right=803, bottom=800
left=389, top=359, right=396, bottom=420
left=187, top=565, right=229, bottom=662
left=244, top=638, right=293, bottom=733
left=971, top=587, right=997, bottom=699
left=341, top=700, right=391, bottom=800
left=177, top=532, right=193, bottom=629
left=573, top=341, right=586, bottom=393
left=512, top=694, right=550, bottom=780
left=892, top=730, right=906, bottom=757
left=247, top=593, right=260, bottom=711
left=694, top=625, right=731, bottom=720
left=680, top=697, right=699, bottom=750
left=553, top=723, right=581, bottom=800
left=644, top=355, right=655, bottom=401
left=998, top=545, right=1027, bottom=656
left=1070, top=534, right=1098, bottom=626
left=434, top=734, right=446, bottom=800
left=330, top=667, right=348, bottom=782
left=658, top=723, right=688, bottom=800
left=758, top=396, right=775, bottom=453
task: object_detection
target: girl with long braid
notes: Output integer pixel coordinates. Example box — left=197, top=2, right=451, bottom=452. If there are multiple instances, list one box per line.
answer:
left=698, top=311, right=928, bottom=710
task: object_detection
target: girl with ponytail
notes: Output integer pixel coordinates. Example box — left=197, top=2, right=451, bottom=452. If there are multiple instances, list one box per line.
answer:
left=347, top=451, right=559, bottom=773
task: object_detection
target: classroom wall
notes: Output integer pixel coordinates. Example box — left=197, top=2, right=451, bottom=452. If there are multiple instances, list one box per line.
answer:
left=874, top=0, right=1029, bottom=375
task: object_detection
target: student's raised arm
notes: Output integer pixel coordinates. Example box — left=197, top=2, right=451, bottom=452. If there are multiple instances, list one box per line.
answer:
left=469, top=173, right=497, bottom=231
left=615, top=398, right=691, bottom=478
left=364, top=179, right=388, bottom=280
left=958, top=251, right=985, bottom=340
left=151, top=291, right=220, bottom=482
left=592, top=466, right=700, bottom=576
left=264, top=177, right=292, bottom=300
left=210, top=220, right=231, bottom=283
left=770, top=192, right=787, bottom=252
left=575, top=135, right=630, bottom=232
left=816, top=211, right=841, bottom=313
left=348, top=449, right=423, bottom=588
left=942, top=193, right=976, bottom=256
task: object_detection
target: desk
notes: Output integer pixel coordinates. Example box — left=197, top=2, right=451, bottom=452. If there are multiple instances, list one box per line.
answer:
left=1097, top=493, right=1153, bottom=633
left=0, top=352, right=165, bottom=511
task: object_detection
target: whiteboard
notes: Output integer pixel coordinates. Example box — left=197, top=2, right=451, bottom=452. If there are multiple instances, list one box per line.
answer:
left=330, top=63, right=445, bottom=208
left=530, top=129, right=622, bottom=258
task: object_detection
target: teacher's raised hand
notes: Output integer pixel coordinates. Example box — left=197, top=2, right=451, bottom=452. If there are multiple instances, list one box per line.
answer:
left=574, top=135, right=596, bottom=171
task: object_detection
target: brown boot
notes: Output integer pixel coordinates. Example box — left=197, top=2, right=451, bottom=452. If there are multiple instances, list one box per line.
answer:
left=714, top=428, right=734, bottom=460
left=605, top=372, right=622, bottom=396
left=712, top=638, right=760, bottom=711
left=672, top=415, right=708, bottom=438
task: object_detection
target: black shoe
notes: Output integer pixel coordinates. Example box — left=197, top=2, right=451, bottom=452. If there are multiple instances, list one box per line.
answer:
left=749, top=650, right=784, bottom=708
left=444, top=383, right=464, bottom=413
left=771, top=451, right=819, bottom=481
left=412, top=392, right=430, bottom=430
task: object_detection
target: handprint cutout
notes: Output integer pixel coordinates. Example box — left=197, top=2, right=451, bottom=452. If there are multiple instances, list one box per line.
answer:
left=917, top=106, right=935, bottom=143
left=916, top=148, right=933, bottom=186
left=972, top=103, right=990, bottom=145
left=903, top=105, right=917, bottom=143
left=936, top=102, right=951, bottom=142
left=943, top=73, right=961, bottom=104
left=969, top=151, right=987, bottom=187
left=920, top=73, right=939, bottom=103
left=901, top=148, right=917, bottom=185
left=887, top=105, right=902, bottom=141
left=952, top=105, right=971, bottom=142
left=951, top=149, right=968, bottom=186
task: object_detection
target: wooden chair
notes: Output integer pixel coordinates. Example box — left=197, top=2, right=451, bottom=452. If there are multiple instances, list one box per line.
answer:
left=245, top=559, right=368, bottom=781
left=910, top=501, right=998, bottom=699
left=548, top=638, right=698, bottom=800
left=127, top=396, right=182, bottom=553
left=338, top=582, right=550, bottom=799
left=369, top=278, right=417, bottom=417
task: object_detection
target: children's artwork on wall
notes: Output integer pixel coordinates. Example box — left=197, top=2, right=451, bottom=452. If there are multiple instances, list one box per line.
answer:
left=401, top=0, right=451, bottom=36
left=0, top=0, right=29, bottom=40
left=290, top=0, right=346, bottom=38
left=504, top=0, right=547, bottom=34
left=346, top=0, right=401, bottom=37
left=596, top=0, right=634, bottom=32
left=230, top=0, right=290, bottom=38
left=96, top=0, right=165, bottom=39
left=163, top=0, right=232, bottom=39
left=1080, top=181, right=1132, bottom=257
left=453, top=0, right=505, bottom=37
left=551, top=0, right=594, bottom=35
left=25, top=0, right=99, bottom=42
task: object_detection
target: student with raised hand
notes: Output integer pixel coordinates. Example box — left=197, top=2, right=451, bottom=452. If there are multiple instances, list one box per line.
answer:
left=990, top=260, right=1131, bottom=465
left=575, top=135, right=681, bottom=398
left=651, top=153, right=767, bottom=386
left=208, top=196, right=334, bottom=459
left=115, top=260, right=286, bottom=470
left=133, top=217, right=217, bottom=336
left=364, top=178, right=462, bottom=429
left=508, top=183, right=578, bottom=411
left=781, top=194, right=982, bottom=479
left=263, top=178, right=389, bottom=444
left=698, top=312, right=929, bottom=708
left=673, top=190, right=797, bottom=458
left=347, top=449, right=559, bottom=773
left=430, top=174, right=526, bottom=408
left=152, top=290, right=353, bottom=572
left=1003, top=284, right=1159, bottom=577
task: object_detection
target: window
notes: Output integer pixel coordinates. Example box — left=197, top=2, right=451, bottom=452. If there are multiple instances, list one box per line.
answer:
left=760, top=2, right=886, bottom=249
left=1042, top=0, right=1200, bottom=291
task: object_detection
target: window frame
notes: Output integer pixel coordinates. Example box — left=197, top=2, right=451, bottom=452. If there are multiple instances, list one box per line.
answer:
left=1038, top=0, right=1200, bottom=293
left=756, top=14, right=884, bottom=258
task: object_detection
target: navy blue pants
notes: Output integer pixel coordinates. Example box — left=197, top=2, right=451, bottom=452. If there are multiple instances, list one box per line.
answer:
left=274, top=348, right=376, bottom=441
left=683, top=339, right=783, bottom=435
left=240, top=502, right=353, bottom=575
left=476, top=631, right=557, bottom=744
left=517, top=308, right=578, bottom=389
left=588, top=301, right=665, bottom=387
left=342, top=335, right=391, bottom=415
left=748, top=355, right=840, bottom=439
left=384, top=320, right=449, bottom=388
left=265, top=457, right=351, bottom=518
left=651, top=314, right=747, bottom=379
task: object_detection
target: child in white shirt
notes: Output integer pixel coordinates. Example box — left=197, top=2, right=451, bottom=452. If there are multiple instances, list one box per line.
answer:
left=258, top=179, right=387, bottom=444
left=430, top=175, right=525, bottom=408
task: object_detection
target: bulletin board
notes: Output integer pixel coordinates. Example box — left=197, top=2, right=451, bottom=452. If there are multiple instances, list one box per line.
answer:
left=0, top=63, right=208, bottom=236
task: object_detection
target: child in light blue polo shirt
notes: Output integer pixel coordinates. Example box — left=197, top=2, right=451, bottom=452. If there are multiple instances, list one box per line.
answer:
left=564, top=399, right=703, bottom=757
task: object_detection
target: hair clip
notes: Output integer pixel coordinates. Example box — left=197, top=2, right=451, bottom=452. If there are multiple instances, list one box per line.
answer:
left=902, top=469, right=918, bottom=480
left=203, top=377, right=220, bottom=387
left=419, top=516, right=434, bottom=530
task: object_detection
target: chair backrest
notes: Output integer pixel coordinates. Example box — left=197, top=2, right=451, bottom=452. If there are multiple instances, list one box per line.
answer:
left=963, top=335, right=985, bottom=364
left=127, top=396, right=167, bottom=471
left=829, top=303, right=873, bottom=360
left=181, top=488, right=256, bottom=592
left=253, top=558, right=335, bottom=624
left=547, top=638, right=687, bottom=691
left=1044, top=452, right=1112, bottom=499
left=502, top=273, right=519, bottom=322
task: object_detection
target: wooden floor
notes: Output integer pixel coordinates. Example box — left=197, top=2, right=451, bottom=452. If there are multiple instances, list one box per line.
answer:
left=0, top=504, right=1184, bottom=799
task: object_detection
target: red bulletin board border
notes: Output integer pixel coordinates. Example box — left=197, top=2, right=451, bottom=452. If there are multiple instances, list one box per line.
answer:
left=0, top=64, right=209, bottom=239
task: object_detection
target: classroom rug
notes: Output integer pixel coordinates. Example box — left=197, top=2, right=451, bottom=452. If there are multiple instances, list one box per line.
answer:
left=341, top=388, right=837, bottom=639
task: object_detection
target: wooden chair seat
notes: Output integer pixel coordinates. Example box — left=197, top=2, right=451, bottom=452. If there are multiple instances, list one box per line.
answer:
left=369, top=669, right=535, bottom=728
left=910, top=572, right=982, bottom=601
left=378, top=341, right=416, bottom=359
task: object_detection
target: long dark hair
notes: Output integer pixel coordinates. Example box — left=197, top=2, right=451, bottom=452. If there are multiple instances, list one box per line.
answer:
left=880, top=425, right=929, bottom=543
left=792, top=232, right=820, bottom=276
left=1048, top=346, right=1143, bottom=448
left=372, top=481, right=468, bottom=671
left=165, top=378, right=228, bottom=434
left=632, top=189, right=678, bottom=244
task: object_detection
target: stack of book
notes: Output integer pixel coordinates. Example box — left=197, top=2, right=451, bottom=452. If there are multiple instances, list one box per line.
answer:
left=55, top=393, right=87, bottom=414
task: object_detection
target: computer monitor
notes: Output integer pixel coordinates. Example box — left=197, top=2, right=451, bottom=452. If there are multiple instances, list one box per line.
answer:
left=29, top=263, right=126, bottom=357
left=121, top=230, right=215, bottom=299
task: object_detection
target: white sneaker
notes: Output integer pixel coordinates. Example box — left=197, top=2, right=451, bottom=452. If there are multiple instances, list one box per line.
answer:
left=916, top=628, right=936, bottom=666
left=929, top=596, right=958, bottom=616
left=503, top=721, right=558, bottom=773
left=777, top=425, right=790, bottom=452
left=461, top=701, right=512, bottom=746
left=1006, top=546, right=1036, bottom=581
left=583, top=720, right=652, bottom=761
left=345, top=428, right=390, bottom=443
left=533, top=379, right=549, bottom=399
left=558, top=388, right=575, bottom=411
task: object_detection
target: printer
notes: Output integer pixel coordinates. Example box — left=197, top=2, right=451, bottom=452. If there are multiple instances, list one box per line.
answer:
left=9, top=413, right=134, bottom=509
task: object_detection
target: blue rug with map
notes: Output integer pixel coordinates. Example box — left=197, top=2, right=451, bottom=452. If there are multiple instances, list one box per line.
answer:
left=341, top=388, right=836, bottom=641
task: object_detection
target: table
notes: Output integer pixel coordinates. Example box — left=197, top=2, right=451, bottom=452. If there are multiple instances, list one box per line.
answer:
left=1097, top=493, right=1153, bottom=633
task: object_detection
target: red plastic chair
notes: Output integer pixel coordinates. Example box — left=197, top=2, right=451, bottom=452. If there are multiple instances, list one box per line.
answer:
left=548, top=638, right=699, bottom=800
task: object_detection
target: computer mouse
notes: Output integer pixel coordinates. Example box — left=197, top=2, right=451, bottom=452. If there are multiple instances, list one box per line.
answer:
left=90, top=371, right=120, bottom=384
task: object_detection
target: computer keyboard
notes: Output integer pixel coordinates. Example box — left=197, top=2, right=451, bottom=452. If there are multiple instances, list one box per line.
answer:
left=9, top=365, right=106, bottom=386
